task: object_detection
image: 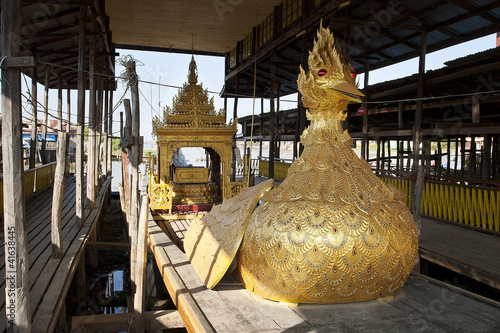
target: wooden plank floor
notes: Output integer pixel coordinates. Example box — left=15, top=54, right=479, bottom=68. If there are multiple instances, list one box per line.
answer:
left=149, top=212, right=500, bottom=333
left=419, top=217, right=500, bottom=289
left=0, top=175, right=111, bottom=333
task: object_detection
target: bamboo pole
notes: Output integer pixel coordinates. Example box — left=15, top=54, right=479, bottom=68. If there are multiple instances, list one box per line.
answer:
left=1, top=0, right=32, bottom=329
left=51, top=77, right=67, bottom=258
left=76, top=5, right=87, bottom=228
left=29, top=61, right=38, bottom=169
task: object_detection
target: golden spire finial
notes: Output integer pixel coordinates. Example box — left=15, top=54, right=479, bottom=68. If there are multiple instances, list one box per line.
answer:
left=297, top=21, right=363, bottom=119
left=188, top=55, right=198, bottom=84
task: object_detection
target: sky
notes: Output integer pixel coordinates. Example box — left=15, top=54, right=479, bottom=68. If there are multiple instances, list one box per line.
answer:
left=18, top=33, right=497, bottom=143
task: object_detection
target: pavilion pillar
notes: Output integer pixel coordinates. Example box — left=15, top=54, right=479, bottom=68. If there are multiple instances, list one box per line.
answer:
left=76, top=5, right=87, bottom=227
left=29, top=61, right=38, bottom=169
left=87, top=12, right=97, bottom=209
left=268, top=51, right=276, bottom=179
left=1, top=0, right=32, bottom=329
left=411, top=31, right=427, bottom=234
left=41, top=66, right=50, bottom=164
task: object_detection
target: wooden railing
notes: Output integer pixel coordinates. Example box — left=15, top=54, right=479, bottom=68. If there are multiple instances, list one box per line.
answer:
left=377, top=169, right=500, bottom=232
left=0, top=162, right=58, bottom=214
left=258, top=157, right=293, bottom=181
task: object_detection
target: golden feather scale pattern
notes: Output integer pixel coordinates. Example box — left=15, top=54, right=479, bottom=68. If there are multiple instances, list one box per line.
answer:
left=237, top=24, right=418, bottom=304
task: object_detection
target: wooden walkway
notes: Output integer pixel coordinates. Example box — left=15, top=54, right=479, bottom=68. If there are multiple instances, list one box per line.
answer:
left=148, top=212, right=500, bottom=333
left=0, top=175, right=111, bottom=333
left=419, top=217, right=500, bottom=290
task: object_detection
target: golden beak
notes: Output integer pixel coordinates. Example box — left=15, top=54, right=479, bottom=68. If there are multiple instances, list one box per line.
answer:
left=332, top=81, right=364, bottom=102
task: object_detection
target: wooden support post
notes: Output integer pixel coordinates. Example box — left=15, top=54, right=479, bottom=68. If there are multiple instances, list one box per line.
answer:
left=460, top=136, right=466, bottom=178
left=132, top=195, right=149, bottom=333
left=41, top=66, right=50, bottom=164
left=107, top=89, right=114, bottom=175
left=275, top=85, right=281, bottom=159
left=381, top=139, right=386, bottom=170
left=128, top=60, right=143, bottom=295
left=437, top=140, right=443, bottom=177
left=96, top=42, right=104, bottom=190
left=412, top=31, right=427, bottom=234
left=424, top=139, right=431, bottom=175
left=269, top=51, right=276, bottom=179
left=298, top=33, right=308, bottom=157
left=29, top=62, right=38, bottom=169
left=87, top=12, right=97, bottom=209
left=398, top=141, right=404, bottom=172
left=482, top=135, right=491, bottom=180
left=387, top=139, right=391, bottom=170
left=454, top=137, right=459, bottom=174
left=76, top=5, right=87, bottom=228
left=1, top=0, right=32, bottom=329
left=406, top=140, right=412, bottom=171
left=376, top=139, right=381, bottom=170
left=104, top=88, right=109, bottom=176
left=470, top=136, right=476, bottom=178
left=260, top=99, right=264, bottom=158
left=361, top=57, right=370, bottom=160
left=446, top=137, right=451, bottom=175
left=51, top=77, right=67, bottom=258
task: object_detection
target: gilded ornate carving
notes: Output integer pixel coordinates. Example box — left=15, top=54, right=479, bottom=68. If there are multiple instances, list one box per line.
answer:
left=152, top=56, right=236, bottom=137
left=149, top=56, right=239, bottom=208
left=237, top=24, right=419, bottom=303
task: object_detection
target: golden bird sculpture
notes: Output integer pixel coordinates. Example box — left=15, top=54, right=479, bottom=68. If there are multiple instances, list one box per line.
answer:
left=236, top=24, right=419, bottom=303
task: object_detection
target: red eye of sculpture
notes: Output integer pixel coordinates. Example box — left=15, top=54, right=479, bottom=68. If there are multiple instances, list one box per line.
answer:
left=351, top=70, right=357, bottom=78
left=317, top=69, right=327, bottom=77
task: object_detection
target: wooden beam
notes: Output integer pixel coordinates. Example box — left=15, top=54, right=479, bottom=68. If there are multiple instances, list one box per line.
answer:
left=86, top=241, right=130, bottom=252
left=1, top=56, right=35, bottom=68
left=71, top=310, right=185, bottom=332
left=76, top=5, right=87, bottom=228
